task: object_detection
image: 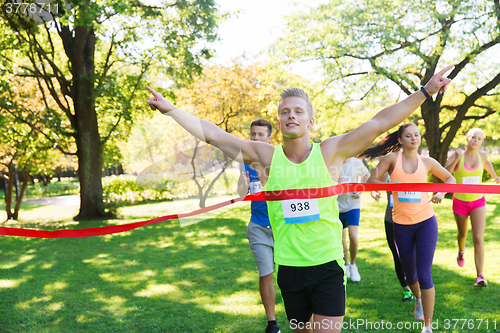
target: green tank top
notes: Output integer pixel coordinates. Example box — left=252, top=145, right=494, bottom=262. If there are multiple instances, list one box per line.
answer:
left=263, top=142, right=343, bottom=266
left=453, top=152, right=483, bottom=201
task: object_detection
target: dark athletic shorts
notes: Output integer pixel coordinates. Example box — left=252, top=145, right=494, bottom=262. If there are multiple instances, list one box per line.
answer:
left=277, top=260, right=346, bottom=323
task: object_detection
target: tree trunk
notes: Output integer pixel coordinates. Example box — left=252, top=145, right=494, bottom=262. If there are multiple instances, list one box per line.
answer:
left=199, top=187, right=207, bottom=208
left=12, top=169, right=29, bottom=220
left=72, top=25, right=103, bottom=219
left=201, top=163, right=228, bottom=208
left=13, top=165, right=19, bottom=200
left=421, top=101, right=450, bottom=183
left=4, top=167, right=14, bottom=220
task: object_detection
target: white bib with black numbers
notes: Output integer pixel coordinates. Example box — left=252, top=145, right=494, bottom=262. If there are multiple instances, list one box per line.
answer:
left=397, top=191, right=421, bottom=203
left=249, top=181, right=262, bottom=194
left=462, top=176, right=480, bottom=185
left=281, top=199, right=320, bottom=224
left=338, top=175, right=352, bottom=184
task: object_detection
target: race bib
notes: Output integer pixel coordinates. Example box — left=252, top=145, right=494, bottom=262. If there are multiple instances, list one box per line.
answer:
left=462, top=176, right=480, bottom=185
left=281, top=199, right=320, bottom=224
left=249, top=181, right=262, bottom=194
left=389, top=193, right=394, bottom=207
left=338, top=175, right=352, bottom=184
left=398, top=191, right=421, bottom=203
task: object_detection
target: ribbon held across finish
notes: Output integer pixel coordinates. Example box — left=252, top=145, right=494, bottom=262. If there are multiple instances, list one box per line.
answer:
left=0, top=183, right=498, bottom=239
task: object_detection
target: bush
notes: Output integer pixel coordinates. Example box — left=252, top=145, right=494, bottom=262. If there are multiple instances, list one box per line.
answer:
left=24, top=179, right=80, bottom=198
left=102, top=175, right=172, bottom=207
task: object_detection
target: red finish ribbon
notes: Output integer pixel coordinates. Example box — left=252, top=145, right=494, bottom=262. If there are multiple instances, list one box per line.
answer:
left=1, top=183, right=498, bottom=239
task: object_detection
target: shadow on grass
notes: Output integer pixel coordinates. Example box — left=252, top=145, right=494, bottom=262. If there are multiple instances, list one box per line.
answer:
left=0, top=206, right=287, bottom=333
left=1, top=201, right=499, bottom=333
left=0, top=201, right=46, bottom=214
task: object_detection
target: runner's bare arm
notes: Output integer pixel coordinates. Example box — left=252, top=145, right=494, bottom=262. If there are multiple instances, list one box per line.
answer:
left=322, top=66, right=453, bottom=162
left=237, top=166, right=250, bottom=196
left=371, top=191, right=381, bottom=201
left=426, top=157, right=455, bottom=183
left=482, top=152, right=500, bottom=183
left=366, top=154, right=397, bottom=184
left=146, top=86, right=273, bottom=165
left=444, top=150, right=461, bottom=173
left=425, top=157, right=456, bottom=203
left=351, top=173, right=370, bottom=198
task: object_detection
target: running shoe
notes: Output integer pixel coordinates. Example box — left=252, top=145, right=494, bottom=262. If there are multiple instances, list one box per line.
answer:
left=345, top=264, right=351, bottom=279
left=265, top=322, right=280, bottom=333
left=402, top=288, right=413, bottom=302
left=421, top=326, right=432, bottom=333
left=414, top=299, right=424, bottom=320
left=457, top=250, right=465, bottom=268
left=474, top=273, right=488, bottom=287
left=350, top=264, right=361, bottom=282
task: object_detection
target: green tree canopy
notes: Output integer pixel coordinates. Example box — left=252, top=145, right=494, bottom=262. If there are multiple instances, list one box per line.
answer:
left=0, top=0, right=223, bottom=218
left=0, top=76, right=70, bottom=219
left=273, top=0, right=500, bottom=165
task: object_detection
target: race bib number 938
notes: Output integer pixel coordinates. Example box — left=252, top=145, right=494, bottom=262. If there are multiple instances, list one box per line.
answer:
left=281, top=199, right=320, bottom=224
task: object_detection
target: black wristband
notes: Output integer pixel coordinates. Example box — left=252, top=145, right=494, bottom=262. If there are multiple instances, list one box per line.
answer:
left=420, top=86, right=431, bottom=99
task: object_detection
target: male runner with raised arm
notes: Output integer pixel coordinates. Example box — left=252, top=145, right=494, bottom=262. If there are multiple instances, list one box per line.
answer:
left=145, top=66, right=452, bottom=333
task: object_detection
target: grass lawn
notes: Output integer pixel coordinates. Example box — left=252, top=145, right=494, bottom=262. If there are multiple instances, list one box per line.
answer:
left=0, top=194, right=499, bottom=332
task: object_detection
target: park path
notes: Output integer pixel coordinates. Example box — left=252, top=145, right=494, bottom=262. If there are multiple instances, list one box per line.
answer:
left=23, top=195, right=80, bottom=206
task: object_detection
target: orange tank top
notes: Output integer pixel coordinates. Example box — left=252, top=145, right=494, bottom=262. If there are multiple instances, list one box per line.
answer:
left=390, top=151, right=434, bottom=225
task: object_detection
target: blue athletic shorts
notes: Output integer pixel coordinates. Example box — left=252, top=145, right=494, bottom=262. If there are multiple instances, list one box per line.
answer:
left=339, top=209, right=360, bottom=229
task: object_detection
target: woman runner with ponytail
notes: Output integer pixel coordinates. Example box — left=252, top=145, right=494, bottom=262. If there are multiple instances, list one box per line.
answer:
left=362, top=123, right=455, bottom=333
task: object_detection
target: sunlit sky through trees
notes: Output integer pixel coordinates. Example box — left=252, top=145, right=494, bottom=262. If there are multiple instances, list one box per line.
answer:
left=209, top=0, right=324, bottom=81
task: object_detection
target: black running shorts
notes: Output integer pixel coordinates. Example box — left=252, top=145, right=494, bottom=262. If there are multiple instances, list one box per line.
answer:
left=277, top=260, right=346, bottom=324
